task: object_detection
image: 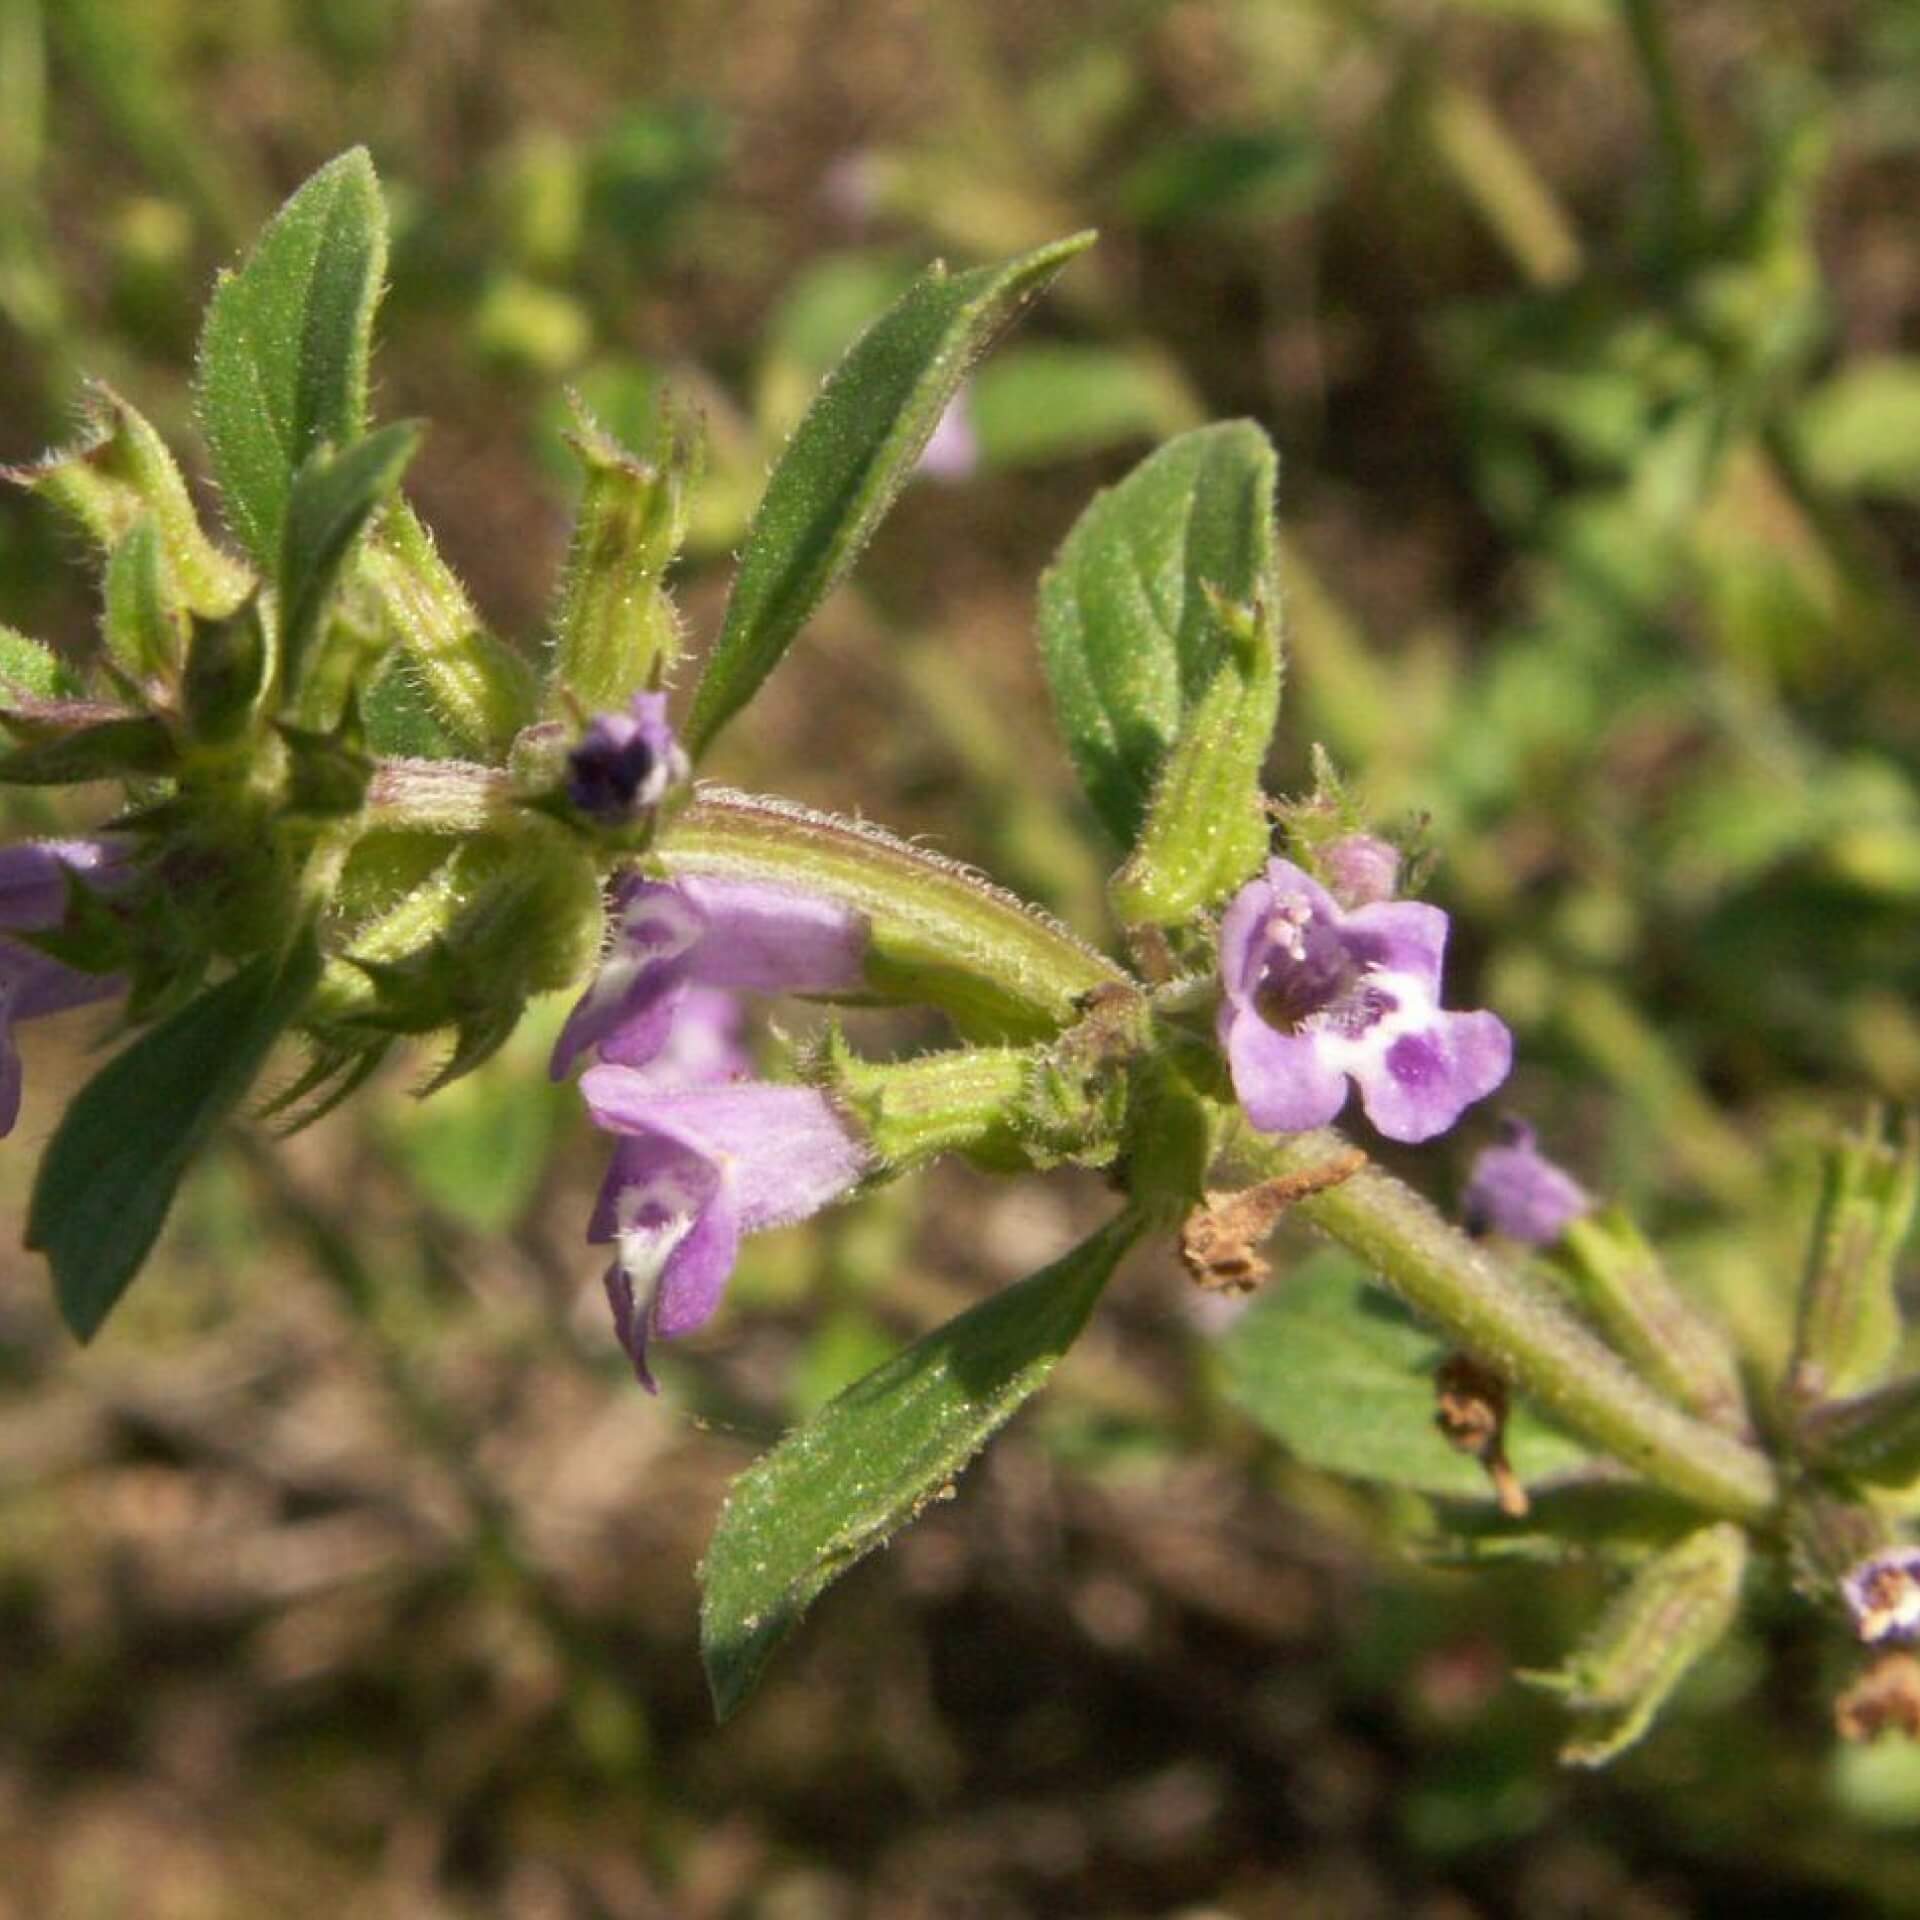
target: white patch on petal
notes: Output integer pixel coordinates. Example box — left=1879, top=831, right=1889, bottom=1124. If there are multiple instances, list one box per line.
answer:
left=573, top=889, right=705, bottom=1029
left=613, top=1164, right=708, bottom=1289
left=1314, top=967, right=1438, bottom=1079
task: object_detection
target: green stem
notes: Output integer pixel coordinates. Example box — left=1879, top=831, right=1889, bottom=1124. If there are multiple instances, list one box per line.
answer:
left=1244, top=1128, right=1779, bottom=1522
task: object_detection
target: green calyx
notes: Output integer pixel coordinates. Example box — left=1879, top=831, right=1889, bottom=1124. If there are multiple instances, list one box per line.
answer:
left=546, top=401, right=694, bottom=711
left=1790, top=1114, right=1920, bottom=1404
left=1108, top=586, right=1282, bottom=932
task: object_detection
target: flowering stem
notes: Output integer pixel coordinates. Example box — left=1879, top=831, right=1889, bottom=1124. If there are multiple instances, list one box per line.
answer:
left=1240, top=1127, right=1780, bottom=1523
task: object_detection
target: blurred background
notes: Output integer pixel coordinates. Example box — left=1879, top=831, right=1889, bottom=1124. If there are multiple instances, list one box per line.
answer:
left=6, top=0, right=1920, bottom=1912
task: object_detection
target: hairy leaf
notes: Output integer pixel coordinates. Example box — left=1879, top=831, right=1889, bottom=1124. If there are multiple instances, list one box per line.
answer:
left=701, top=1211, right=1140, bottom=1718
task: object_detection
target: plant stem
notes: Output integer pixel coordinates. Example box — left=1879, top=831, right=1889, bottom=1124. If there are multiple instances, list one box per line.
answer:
left=1243, top=1128, right=1779, bottom=1522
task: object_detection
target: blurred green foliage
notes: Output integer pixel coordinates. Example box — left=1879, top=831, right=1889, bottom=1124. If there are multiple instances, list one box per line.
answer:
left=8, top=0, right=1920, bottom=1911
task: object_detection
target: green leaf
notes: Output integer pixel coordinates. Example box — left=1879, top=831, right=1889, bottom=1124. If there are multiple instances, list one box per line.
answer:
left=0, top=627, right=80, bottom=703
left=0, top=715, right=177, bottom=784
left=195, top=148, right=388, bottom=564
left=700, top=1210, right=1140, bottom=1718
left=278, top=421, right=423, bottom=703
left=1039, top=421, right=1280, bottom=848
left=1798, top=358, right=1920, bottom=502
left=4, top=385, right=252, bottom=616
left=28, top=934, right=324, bottom=1342
left=1217, top=1250, right=1589, bottom=1499
left=686, top=232, right=1093, bottom=757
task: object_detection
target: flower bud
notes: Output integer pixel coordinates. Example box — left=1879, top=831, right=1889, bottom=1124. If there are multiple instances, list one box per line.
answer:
left=1790, top=1115, right=1920, bottom=1403
left=547, top=402, right=693, bottom=710
left=1320, top=832, right=1400, bottom=909
left=1522, top=1523, right=1747, bottom=1766
left=1547, top=1205, right=1749, bottom=1433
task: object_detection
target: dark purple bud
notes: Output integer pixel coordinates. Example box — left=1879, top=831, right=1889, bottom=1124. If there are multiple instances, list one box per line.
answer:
left=565, top=691, right=688, bottom=824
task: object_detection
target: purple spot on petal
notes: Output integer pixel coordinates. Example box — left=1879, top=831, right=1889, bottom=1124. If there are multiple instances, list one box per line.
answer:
left=1386, top=1031, right=1443, bottom=1088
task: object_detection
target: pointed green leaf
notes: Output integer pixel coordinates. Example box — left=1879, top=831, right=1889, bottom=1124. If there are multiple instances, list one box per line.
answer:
left=0, top=714, right=177, bottom=784
left=1217, top=1251, right=1589, bottom=1499
left=195, top=148, right=388, bottom=563
left=28, top=933, right=323, bottom=1341
left=701, top=1211, right=1140, bottom=1718
left=278, top=421, right=423, bottom=702
left=4, top=385, right=251, bottom=616
left=1039, top=422, right=1280, bottom=848
left=686, top=232, right=1093, bottom=757
left=0, top=627, right=80, bottom=703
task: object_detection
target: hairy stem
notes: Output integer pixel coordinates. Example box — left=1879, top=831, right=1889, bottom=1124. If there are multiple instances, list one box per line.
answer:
left=1243, top=1128, right=1779, bottom=1522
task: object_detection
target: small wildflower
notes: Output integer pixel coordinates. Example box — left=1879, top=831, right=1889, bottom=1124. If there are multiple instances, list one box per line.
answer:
left=1216, top=858, right=1510, bottom=1145
left=564, top=691, right=689, bottom=825
left=0, top=839, right=132, bottom=1136
left=580, top=1071, right=870, bottom=1387
left=551, top=873, right=868, bottom=1080
left=1462, top=1120, right=1593, bottom=1246
left=1843, top=1548, right=1920, bottom=1646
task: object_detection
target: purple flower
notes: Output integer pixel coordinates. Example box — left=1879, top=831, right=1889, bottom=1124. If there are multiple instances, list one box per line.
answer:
left=1217, top=857, right=1511, bottom=1145
left=916, top=391, right=979, bottom=483
left=0, top=838, right=132, bottom=1136
left=565, top=691, right=689, bottom=825
left=1461, top=1120, right=1592, bottom=1246
left=581, top=1071, right=870, bottom=1387
left=1843, top=1548, right=1920, bottom=1645
left=610, top=984, right=752, bottom=1091
left=551, top=872, right=867, bottom=1080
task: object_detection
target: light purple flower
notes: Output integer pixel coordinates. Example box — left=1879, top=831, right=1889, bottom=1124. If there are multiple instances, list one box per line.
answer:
left=916, top=392, right=979, bottom=483
left=609, top=983, right=752, bottom=1091
left=0, top=838, right=132, bottom=1136
left=1462, top=1120, right=1592, bottom=1246
left=1217, top=857, right=1511, bottom=1145
left=551, top=872, right=867, bottom=1080
left=581, top=1071, right=870, bottom=1387
left=1843, top=1548, right=1920, bottom=1645
left=564, top=691, right=689, bottom=825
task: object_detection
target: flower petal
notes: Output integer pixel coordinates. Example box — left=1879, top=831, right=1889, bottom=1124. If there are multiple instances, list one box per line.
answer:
left=677, top=875, right=868, bottom=994
left=1341, top=899, right=1447, bottom=993
left=549, top=877, right=706, bottom=1079
left=582, top=1071, right=868, bottom=1233
left=1348, top=1008, right=1512, bottom=1144
left=1221, top=1003, right=1350, bottom=1134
